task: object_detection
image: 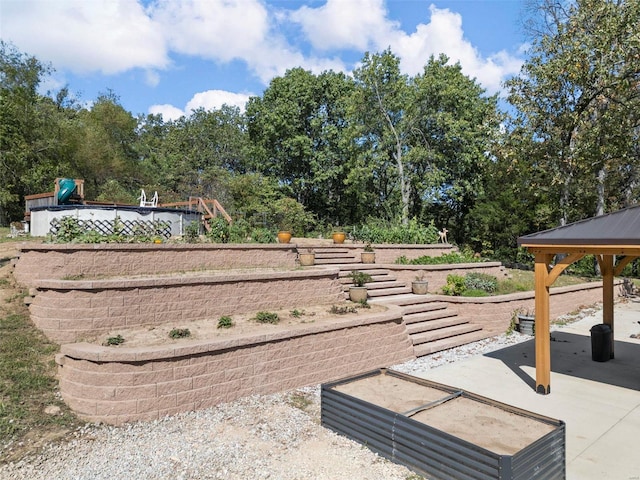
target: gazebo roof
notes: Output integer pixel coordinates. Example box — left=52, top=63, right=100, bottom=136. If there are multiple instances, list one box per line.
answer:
left=518, top=204, right=640, bottom=247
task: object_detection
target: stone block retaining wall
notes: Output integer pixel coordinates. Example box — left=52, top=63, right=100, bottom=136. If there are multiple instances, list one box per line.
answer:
left=55, top=308, right=414, bottom=425
left=14, top=244, right=299, bottom=287
left=435, top=281, right=613, bottom=337
left=386, top=262, right=508, bottom=292
left=30, top=268, right=343, bottom=344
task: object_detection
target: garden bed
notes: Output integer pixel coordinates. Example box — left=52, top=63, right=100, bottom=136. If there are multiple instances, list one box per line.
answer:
left=322, top=368, right=565, bottom=480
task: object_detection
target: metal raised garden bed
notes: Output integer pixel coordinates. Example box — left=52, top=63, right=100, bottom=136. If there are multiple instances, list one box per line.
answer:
left=321, top=368, right=565, bottom=480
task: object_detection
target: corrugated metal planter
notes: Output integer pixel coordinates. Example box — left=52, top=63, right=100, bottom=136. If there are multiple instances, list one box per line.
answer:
left=321, top=369, right=565, bottom=480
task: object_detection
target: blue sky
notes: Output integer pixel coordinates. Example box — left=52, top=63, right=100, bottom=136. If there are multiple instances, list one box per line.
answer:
left=1, top=0, right=529, bottom=121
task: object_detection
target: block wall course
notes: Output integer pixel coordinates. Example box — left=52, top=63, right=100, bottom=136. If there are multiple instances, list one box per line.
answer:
left=56, top=312, right=414, bottom=425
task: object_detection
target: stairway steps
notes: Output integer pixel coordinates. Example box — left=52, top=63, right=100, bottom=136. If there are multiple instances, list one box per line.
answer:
left=402, top=302, right=450, bottom=316
left=338, top=274, right=395, bottom=284
left=367, top=286, right=413, bottom=297
left=403, top=308, right=459, bottom=324
left=411, top=323, right=483, bottom=346
left=413, top=330, right=488, bottom=357
left=315, top=258, right=359, bottom=265
left=405, top=316, right=470, bottom=335
left=314, top=252, right=353, bottom=259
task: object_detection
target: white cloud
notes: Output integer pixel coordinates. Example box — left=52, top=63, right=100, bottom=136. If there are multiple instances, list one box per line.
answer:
left=289, top=0, right=396, bottom=51
left=185, top=90, right=251, bottom=113
left=1, top=0, right=169, bottom=74
left=290, top=2, right=523, bottom=94
left=148, top=104, right=185, bottom=122
left=149, top=89, right=252, bottom=122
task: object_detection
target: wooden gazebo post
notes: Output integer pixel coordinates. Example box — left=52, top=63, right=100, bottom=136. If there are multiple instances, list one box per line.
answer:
left=534, top=253, right=553, bottom=394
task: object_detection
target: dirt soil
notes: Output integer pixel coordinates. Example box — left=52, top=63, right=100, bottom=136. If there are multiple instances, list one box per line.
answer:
left=334, top=371, right=556, bottom=456
left=95, top=302, right=388, bottom=348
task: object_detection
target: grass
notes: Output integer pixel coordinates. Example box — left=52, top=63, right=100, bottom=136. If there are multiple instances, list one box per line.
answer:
left=0, top=302, right=82, bottom=462
left=501, top=268, right=595, bottom=293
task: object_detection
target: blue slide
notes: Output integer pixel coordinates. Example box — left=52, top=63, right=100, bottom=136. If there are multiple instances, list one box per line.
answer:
left=57, top=178, right=76, bottom=204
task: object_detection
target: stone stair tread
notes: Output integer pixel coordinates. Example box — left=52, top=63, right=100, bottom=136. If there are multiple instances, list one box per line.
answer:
left=338, top=274, right=395, bottom=283
left=403, top=309, right=459, bottom=324
left=402, top=302, right=450, bottom=315
left=377, top=296, right=441, bottom=307
left=413, top=331, right=488, bottom=357
left=314, top=252, right=356, bottom=259
left=367, top=286, right=413, bottom=297
left=315, top=258, right=359, bottom=264
left=411, top=323, right=482, bottom=346
left=362, top=281, right=407, bottom=290
left=406, top=316, right=470, bottom=334
left=338, top=267, right=390, bottom=275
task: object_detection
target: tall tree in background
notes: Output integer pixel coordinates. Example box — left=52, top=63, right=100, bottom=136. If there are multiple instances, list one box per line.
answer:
left=409, top=55, right=501, bottom=241
left=246, top=68, right=354, bottom=224
left=350, top=49, right=413, bottom=224
left=507, top=0, right=640, bottom=227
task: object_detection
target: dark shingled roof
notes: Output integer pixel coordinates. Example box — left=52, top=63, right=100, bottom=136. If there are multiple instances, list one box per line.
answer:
left=518, top=204, right=640, bottom=246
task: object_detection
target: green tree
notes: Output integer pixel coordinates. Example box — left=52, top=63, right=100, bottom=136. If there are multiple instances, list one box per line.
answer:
left=507, top=0, right=640, bottom=226
left=246, top=68, right=354, bottom=224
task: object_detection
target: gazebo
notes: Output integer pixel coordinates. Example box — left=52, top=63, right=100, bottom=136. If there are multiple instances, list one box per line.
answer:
left=518, top=205, right=640, bottom=394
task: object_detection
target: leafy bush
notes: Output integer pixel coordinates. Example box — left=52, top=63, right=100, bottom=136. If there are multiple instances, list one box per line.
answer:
left=183, top=222, right=200, bottom=243
left=396, top=250, right=481, bottom=265
left=442, top=274, right=466, bottom=296
left=351, top=218, right=439, bottom=244
left=464, top=272, right=498, bottom=293
left=254, top=311, right=280, bottom=324
left=206, top=217, right=230, bottom=243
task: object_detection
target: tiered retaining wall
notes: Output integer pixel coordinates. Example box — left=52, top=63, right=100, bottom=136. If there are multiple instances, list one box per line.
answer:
left=385, top=262, right=508, bottom=291
left=29, top=268, right=344, bottom=344
left=55, top=307, right=414, bottom=425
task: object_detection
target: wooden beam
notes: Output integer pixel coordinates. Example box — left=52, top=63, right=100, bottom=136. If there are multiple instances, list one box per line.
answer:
left=546, top=252, right=585, bottom=287
left=535, top=253, right=553, bottom=395
left=614, top=255, right=638, bottom=276
left=600, top=254, right=615, bottom=359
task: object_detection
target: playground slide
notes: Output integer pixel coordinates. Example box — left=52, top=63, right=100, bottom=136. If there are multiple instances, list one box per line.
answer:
left=57, top=178, right=76, bottom=204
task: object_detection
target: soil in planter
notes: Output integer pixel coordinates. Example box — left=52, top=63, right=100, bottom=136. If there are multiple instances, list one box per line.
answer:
left=334, top=373, right=555, bottom=456
left=93, top=303, right=387, bottom=348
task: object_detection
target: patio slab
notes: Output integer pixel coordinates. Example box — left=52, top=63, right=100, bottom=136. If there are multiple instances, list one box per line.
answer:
left=409, top=298, right=640, bottom=480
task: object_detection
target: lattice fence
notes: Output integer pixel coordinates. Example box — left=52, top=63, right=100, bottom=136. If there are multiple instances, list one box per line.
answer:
left=49, top=218, right=172, bottom=239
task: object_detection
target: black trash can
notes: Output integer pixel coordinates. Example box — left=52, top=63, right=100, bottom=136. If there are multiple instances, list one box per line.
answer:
left=590, top=324, right=612, bottom=362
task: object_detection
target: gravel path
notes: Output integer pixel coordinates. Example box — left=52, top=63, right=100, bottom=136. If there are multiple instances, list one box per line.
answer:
left=0, top=312, right=594, bottom=480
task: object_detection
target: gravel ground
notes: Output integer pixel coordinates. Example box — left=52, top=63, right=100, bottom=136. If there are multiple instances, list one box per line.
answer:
left=0, top=308, right=598, bottom=480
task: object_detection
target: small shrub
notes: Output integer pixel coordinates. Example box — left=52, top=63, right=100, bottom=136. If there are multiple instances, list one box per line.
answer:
left=169, top=328, right=191, bottom=339
left=442, top=274, right=466, bottom=296
left=290, top=309, right=305, bottom=318
left=356, top=300, right=371, bottom=308
left=103, top=334, right=125, bottom=346
left=217, top=316, right=234, bottom=329
left=465, top=272, right=498, bottom=293
left=254, top=311, right=280, bottom=324
left=183, top=222, right=200, bottom=243
left=348, top=271, right=373, bottom=287
left=329, top=305, right=358, bottom=314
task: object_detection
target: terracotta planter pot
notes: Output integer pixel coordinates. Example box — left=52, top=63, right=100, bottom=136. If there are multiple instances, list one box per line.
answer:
left=298, top=252, right=315, bottom=266
left=411, top=281, right=429, bottom=295
left=277, top=231, right=292, bottom=244
left=349, top=286, right=368, bottom=303
left=361, top=252, right=376, bottom=264
left=332, top=232, right=346, bottom=244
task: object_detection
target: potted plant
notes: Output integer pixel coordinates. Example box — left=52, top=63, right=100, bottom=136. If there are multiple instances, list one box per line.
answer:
left=298, top=249, right=315, bottom=266
left=411, top=271, right=429, bottom=295
left=516, top=308, right=535, bottom=335
left=361, top=244, right=376, bottom=264
left=331, top=227, right=346, bottom=244
left=277, top=231, right=292, bottom=243
left=348, top=270, right=372, bottom=303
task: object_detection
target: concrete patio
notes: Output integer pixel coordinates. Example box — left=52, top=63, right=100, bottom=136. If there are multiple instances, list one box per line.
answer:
left=411, top=298, right=640, bottom=480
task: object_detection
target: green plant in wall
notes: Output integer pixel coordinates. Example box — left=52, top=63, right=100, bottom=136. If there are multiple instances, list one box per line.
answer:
left=103, top=334, right=125, bottom=346
left=169, top=328, right=191, bottom=339
left=442, top=274, right=466, bottom=296
left=254, top=311, right=280, bottom=324
left=217, top=316, right=234, bottom=329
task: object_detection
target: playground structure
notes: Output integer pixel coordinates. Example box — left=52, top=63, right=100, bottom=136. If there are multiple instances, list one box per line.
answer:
left=23, top=178, right=231, bottom=238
